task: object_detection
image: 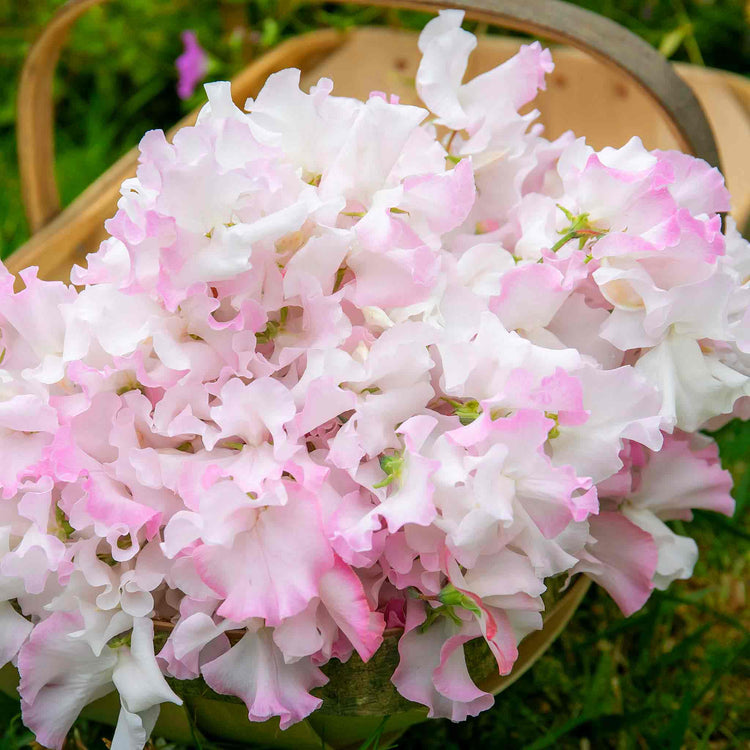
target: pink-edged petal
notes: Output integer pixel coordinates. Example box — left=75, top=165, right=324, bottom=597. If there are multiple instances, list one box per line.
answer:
left=432, top=633, right=492, bottom=704
left=0, top=395, right=57, bottom=497
left=161, top=612, right=232, bottom=679
left=490, top=263, right=569, bottom=331
left=462, top=40, right=553, bottom=117
left=375, top=451, right=439, bottom=533
left=201, top=627, right=327, bottom=730
left=573, top=512, right=657, bottom=616
left=70, top=473, right=161, bottom=558
left=552, top=365, right=664, bottom=483
left=392, top=598, right=493, bottom=721
left=402, top=158, right=476, bottom=234
left=629, top=433, right=734, bottom=519
left=653, top=150, right=730, bottom=216
left=19, top=612, right=117, bottom=749
left=0, top=601, right=33, bottom=667
left=292, top=377, right=356, bottom=436
left=348, top=244, right=440, bottom=309
left=272, top=604, right=326, bottom=662
left=622, top=507, right=698, bottom=591
left=195, top=486, right=333, bottom=625
left=318, top=555, right=385, bottom=662
left=208, top=376, right=296, bottom=453
left=445, top=559, right=520, bottom=674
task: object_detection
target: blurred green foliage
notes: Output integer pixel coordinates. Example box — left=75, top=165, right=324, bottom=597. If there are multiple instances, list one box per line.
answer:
left=574, top=0, right=749, bottom=68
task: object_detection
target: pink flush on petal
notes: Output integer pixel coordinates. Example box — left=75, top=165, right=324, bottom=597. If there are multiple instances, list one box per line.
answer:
left=1, top=7, right=748, bottom=744
left=176, top=31, right=208, bottom=100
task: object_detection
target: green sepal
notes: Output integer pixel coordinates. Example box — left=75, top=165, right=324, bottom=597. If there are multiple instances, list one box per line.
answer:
left=256, top=306, right=288, bottom=344
left=333, top=266, right=347, bottom=293
left=107, top=631, right=132, bottom=650
left=551, top=204, right=608, bottom=254
left=55, top=506, right=75, bottom=540
left=545, top=411, right=560, bottom=440
left=446, top=398, right=481, bottom=425
left=222, top=441, right=245, bottom=451
left=437, top=583, right=482, bottom=619
left=373, top=451, right=405, bottom=489
left=116, top=381, right=144, bottom=396
left=419, top=603, right=463, bottom=633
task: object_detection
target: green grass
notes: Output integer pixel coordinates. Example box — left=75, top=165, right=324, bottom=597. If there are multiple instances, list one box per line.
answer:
left=0, top=1, right=748, bottom=748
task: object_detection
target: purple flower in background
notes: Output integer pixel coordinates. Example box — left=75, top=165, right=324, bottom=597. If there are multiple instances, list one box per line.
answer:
left=176, top=30, right=208, bottom=100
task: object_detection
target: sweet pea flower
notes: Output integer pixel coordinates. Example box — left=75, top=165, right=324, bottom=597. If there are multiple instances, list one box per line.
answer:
left=0, top=9, right=746, bottom=744
left=176, top=31, right=208, bottom=100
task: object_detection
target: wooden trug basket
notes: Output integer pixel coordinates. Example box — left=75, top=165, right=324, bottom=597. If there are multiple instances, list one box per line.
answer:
left=2, top=0, right=749, bottom=748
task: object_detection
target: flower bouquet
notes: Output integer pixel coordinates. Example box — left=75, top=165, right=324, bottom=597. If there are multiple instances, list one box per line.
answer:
left=1, top=9, right=747, bottom=749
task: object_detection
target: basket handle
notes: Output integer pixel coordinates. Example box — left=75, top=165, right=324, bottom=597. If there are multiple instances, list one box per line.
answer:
left=18, top=0, right=720, bottom=234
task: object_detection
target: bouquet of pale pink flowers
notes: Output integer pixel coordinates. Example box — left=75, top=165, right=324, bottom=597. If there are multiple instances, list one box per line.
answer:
left=1, top=9, right=746, bottom=749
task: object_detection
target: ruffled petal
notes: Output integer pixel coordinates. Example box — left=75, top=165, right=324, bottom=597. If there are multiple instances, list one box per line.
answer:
left=201, top=627, right=327, bottom=729
left=18, top=613, right=117, bottom=749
